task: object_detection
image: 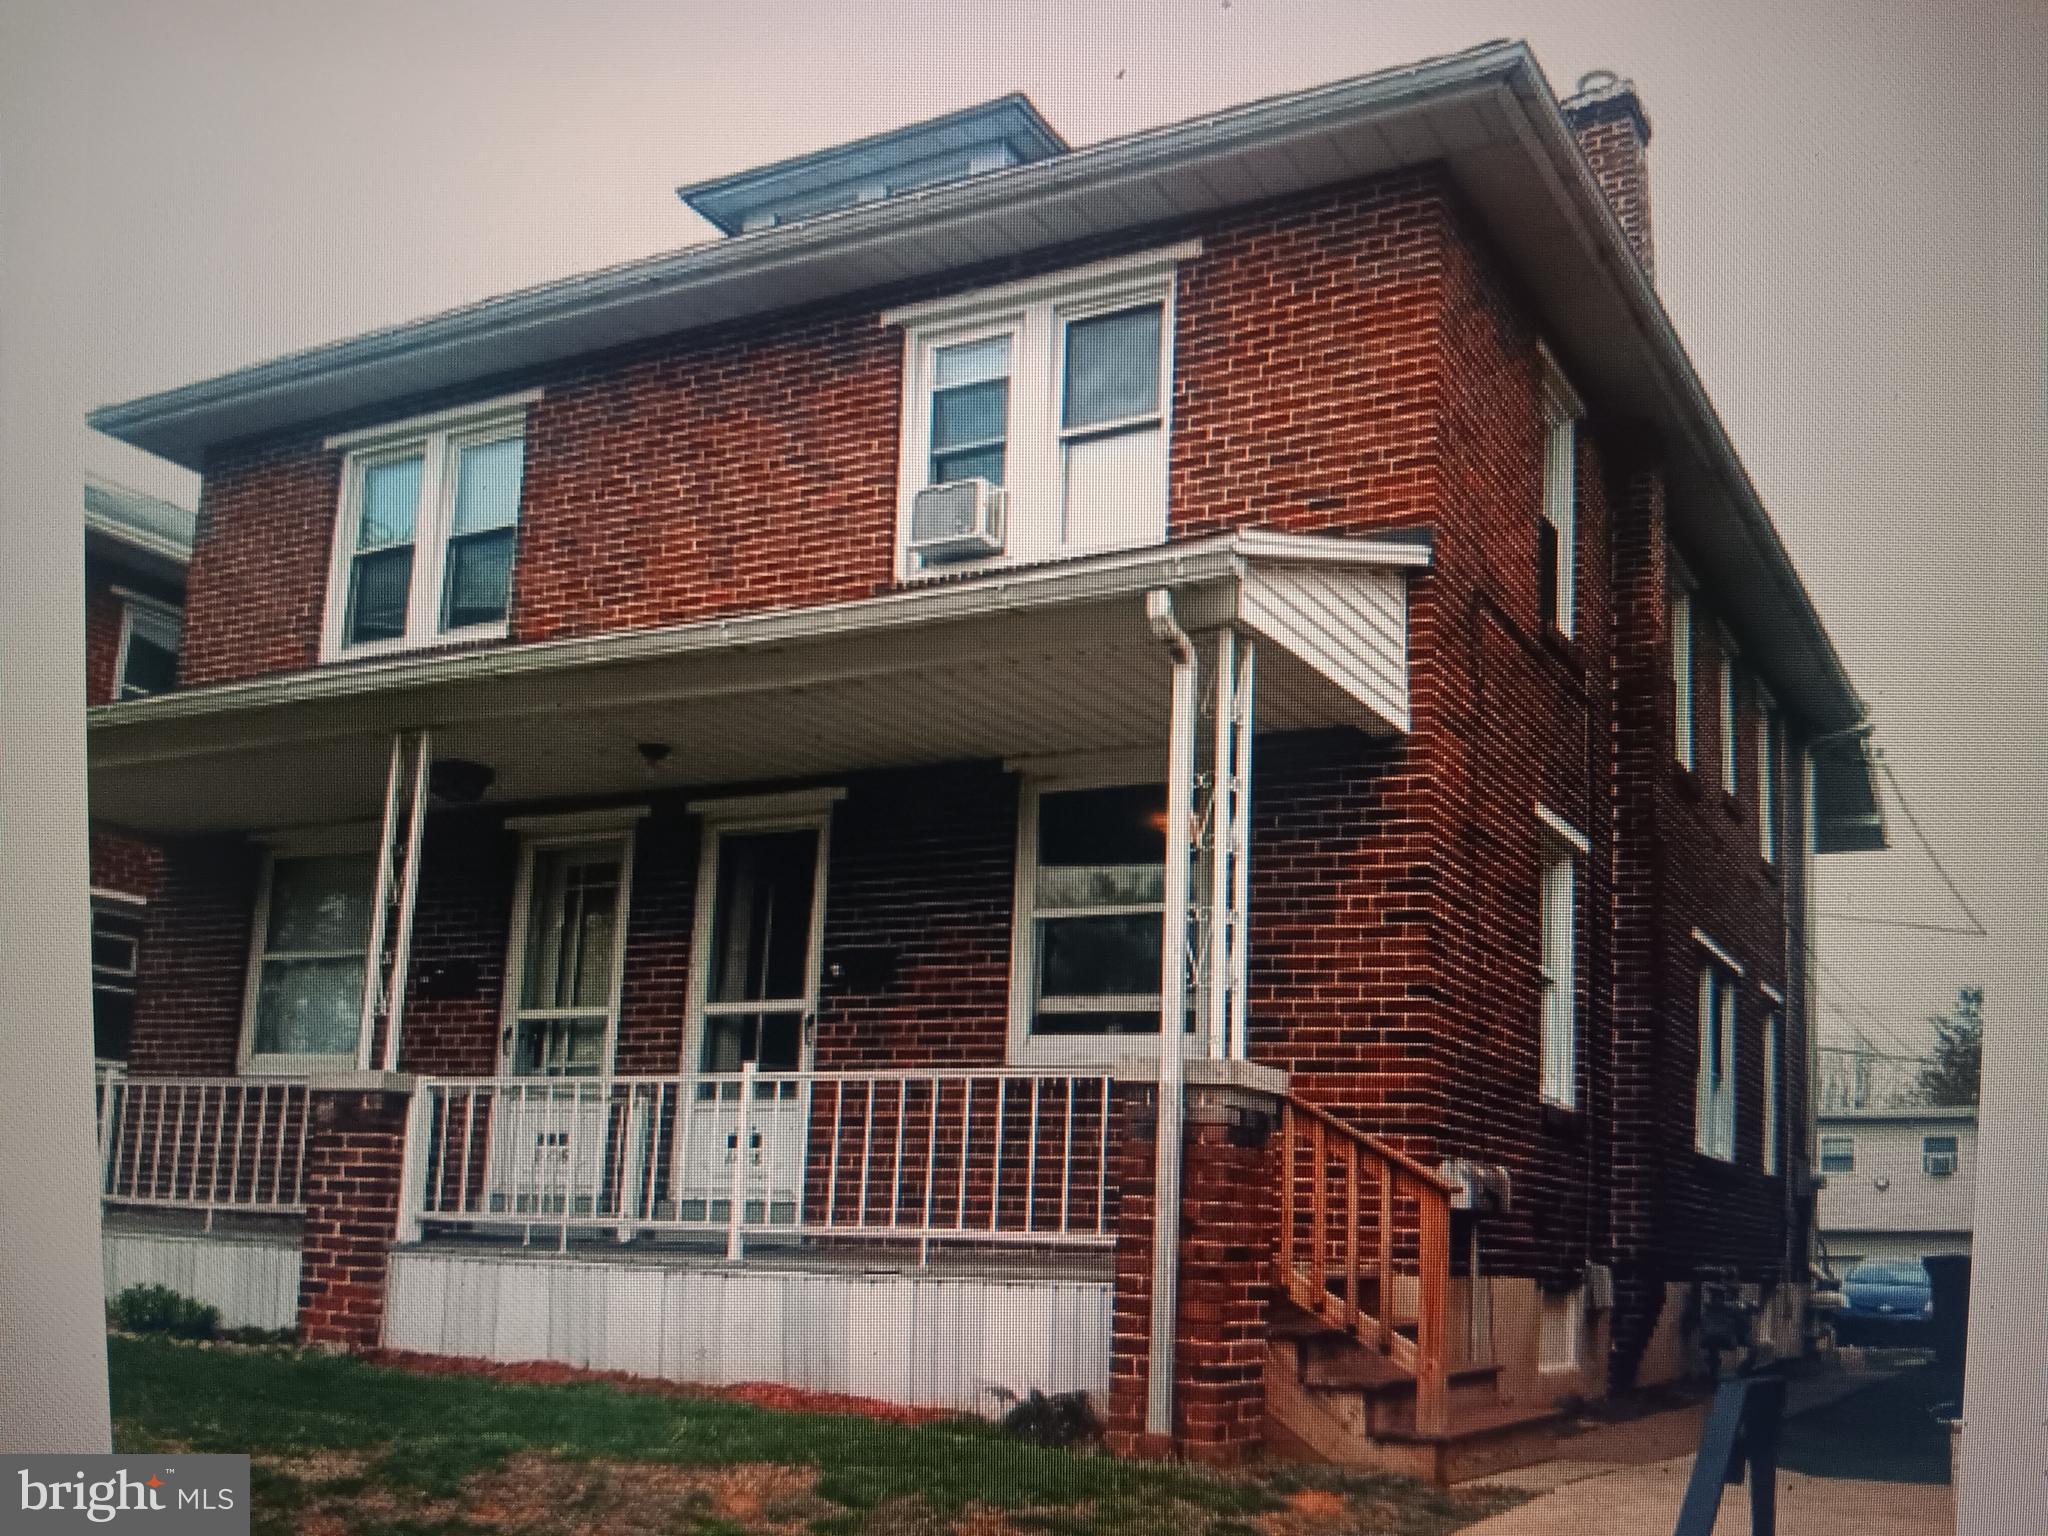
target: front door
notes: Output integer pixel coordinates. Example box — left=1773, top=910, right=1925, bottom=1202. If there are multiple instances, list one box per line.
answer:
left=488, top=835, right=633, bottom=1215
left=678, top=823, right=827, bottom=1225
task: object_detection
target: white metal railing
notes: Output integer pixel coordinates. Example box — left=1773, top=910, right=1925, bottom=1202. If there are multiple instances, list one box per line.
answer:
left=97, top=1073, right=311, bottom=1219
left=403, top=1065, right=1122, bottom=1258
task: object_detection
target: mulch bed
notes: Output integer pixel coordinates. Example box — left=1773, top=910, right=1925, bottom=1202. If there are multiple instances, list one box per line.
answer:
left=365, top=1347, right=960, bottom=1426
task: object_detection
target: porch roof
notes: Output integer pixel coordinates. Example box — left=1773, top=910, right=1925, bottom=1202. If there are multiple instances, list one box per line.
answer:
left=88, top=531, right=1427, bottom=837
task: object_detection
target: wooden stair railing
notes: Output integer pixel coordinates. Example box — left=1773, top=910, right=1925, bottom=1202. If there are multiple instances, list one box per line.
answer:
left=1274, top=1095, right=1455, bottom=1435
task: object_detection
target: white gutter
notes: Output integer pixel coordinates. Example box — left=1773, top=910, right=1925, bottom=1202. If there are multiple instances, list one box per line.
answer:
left=1142, top=588, right=1197, bottom=1442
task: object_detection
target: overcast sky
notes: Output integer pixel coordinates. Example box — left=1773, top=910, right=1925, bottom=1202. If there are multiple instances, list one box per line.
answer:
left=9, top=0, right=2045, bottom=1059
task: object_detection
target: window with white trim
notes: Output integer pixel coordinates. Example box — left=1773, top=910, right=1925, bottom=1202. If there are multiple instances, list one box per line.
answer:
left=1538, top=349, right=1583, bottom=638
left=1010, top=778, right=1189, bottom=1062
left=91, top=903, right=144, bottom=1062
left=322, top=399, right=531, bottom=658
left=1538, top=827, right=1580, bottom=1108
left=1695, top=960, right=1738, bottom=1160
left=1761, top=1010, right=1781, bottom=1174
left=114, top=598, right=181, bottom=699
left=1819, top=1134, right=1855, bottom=1173
left=891, top=251, right=1184, bottom=576
left=1670, top=578, right=1695, bottom=770
left=1757, top=686, right=1780, bottom=863
left=502, top=830, right=635, bottom=1078
left=242, top=850, right=377, bottom=1071
left=1719, top=638, right=1741, bottom=796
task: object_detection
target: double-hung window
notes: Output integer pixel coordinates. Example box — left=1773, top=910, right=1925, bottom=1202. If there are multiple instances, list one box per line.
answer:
left=114, top=597, right=181, bottom=699
left=500, top=817, right=640, bottom=1078
left=1011, top=777, right=1187, bottom=1063
left=1761, top=1009, right=1781, bottom=1174
left=241, top=846, right=377, bottom=1072
left=1670, top=568, right=1695, bottom=770
left=1537, top=809, right=1586, bottom=1108
left=1537, top=346, right=1583, bottom=638
left=1922, top=1135, right=1960, bottom=1177
left=890, top=245, right=1190, bottom=577
left=1757, top=686, right=1780, bottom=863
left=1719, top=634, right=1741, bottom=797
left=1695, top=951, right=1738, bottom=1160
left=322, top=393, right=535, bottom=659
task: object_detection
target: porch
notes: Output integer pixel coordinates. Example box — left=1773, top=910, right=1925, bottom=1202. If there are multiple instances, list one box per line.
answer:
left=85, top=531, right=1495, bottom=1464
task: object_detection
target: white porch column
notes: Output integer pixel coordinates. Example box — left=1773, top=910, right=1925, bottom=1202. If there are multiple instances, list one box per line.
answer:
left=1143, top=592, right=1199, bottom=1439
left=356, top=730, right=432, bottom=1073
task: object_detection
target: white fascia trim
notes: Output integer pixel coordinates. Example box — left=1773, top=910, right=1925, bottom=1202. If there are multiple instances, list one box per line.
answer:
left=879, top=241, right=1203, bottom=329
left=687, top=787, right=847, bottom=823
left=323, top=388, right=544, bottom=452
left=1759, top=982, right=1785, bottom=1006
left=87, top=516, right=193, bottom=568
left=90, top=530, right=1430, bottom=739
left=1692, top=928, right=1746, bottom=977
left=108, top=587, right=184, bottom=619
left=1535, top=804, right=1590, bottom=855
left=504, top=804, right=651, bottom=836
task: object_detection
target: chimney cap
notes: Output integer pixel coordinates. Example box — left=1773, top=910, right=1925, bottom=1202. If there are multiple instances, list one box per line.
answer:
left=1562, top=68, right=1651, bottom=144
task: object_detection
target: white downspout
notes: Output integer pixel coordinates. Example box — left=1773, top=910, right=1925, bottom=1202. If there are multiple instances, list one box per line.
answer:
left=1143, top=588, right=1198, bottom=1441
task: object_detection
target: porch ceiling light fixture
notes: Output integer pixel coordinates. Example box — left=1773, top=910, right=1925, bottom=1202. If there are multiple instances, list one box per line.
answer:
left=427, top=757, right=495, bottom=804
left=636, top=741, right=673, bottom=770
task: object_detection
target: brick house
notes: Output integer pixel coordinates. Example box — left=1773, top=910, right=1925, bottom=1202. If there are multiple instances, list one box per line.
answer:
left=83, top=475, right=193, bottom=1065
left=85, top=42, right=1884, bottom=1478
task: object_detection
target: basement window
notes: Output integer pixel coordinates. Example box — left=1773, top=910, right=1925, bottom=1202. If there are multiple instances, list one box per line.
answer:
left=321, top=393, right=536, bottom=660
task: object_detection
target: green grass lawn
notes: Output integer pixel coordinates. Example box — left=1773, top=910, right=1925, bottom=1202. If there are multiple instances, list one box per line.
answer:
left=108, top=1336, right=1518, bottom=1536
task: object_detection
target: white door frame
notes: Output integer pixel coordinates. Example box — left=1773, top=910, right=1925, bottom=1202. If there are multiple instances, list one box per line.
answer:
left=681, top=789, right=843, bottom=1077
left=495, top=809, right=646, bottom=1076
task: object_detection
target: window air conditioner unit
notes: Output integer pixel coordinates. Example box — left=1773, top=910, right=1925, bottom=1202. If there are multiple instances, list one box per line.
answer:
left=908, top=478, right=1005, bottom=562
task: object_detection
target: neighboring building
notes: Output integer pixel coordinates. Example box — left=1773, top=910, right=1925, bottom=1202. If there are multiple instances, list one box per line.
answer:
left=82, top=42, right=1884, bottom=1478
left=83, top=475, right=194, bottom=1064
left=1817, top=1107, right=1977, bottom=1270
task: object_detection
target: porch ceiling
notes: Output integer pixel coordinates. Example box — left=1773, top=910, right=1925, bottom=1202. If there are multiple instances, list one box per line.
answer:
left=89, top=532, right=1426, bottom=837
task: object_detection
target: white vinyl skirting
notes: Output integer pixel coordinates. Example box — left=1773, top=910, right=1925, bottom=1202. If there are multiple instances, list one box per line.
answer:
left=383, top=1250, right=1113, bottom=1416
left=102, top=1228, right=302, bottom=1333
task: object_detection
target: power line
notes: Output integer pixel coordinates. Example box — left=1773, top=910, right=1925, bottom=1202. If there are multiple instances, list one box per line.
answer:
left=1816, top=755, right=1989, bottom=938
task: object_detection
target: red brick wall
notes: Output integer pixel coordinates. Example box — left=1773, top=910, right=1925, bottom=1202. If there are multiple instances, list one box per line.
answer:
left=298, top=1089, right=410, bottom=1348
left=175, top=169, right=1455, bottom=687
left=129, top=837, right=261, bottom=1076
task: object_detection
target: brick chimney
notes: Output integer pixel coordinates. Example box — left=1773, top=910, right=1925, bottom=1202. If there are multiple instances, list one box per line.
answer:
left=1562, top=70, right=1654, bottom=282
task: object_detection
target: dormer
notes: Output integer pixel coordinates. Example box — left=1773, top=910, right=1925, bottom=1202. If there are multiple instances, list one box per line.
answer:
left=677, top=94, right=1066, bottom=236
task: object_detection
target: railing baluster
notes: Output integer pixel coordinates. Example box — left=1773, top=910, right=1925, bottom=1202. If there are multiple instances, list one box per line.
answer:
left=1279, top=1100, right=1297, bottom=1284
left=1097, top=1077, right=1110, bottom=1236
left=1309, top=1116, right=1328, bottom=1303
left=1378, top=1160, right=1395, bottom=1353
left=921, top=1075, right=939, bottom=1257
left=824, top=1079, right=844, bottom=1230
left=956, top=1080, right=973, bottom=1232
left=890, top=1077, right=908, bottom=1228
left=227, top=1084, right=249, bottom=1209
left=1024, top=1076, right=1041, bottom=1234
left=1058, top=1078, right=1074, bottom=1235
left=727, top=1061, right=755, bottom=1260
left=989, top=1077, right=1008, bottom=1233
left=1345, top=1137, right=1360, bottom=1332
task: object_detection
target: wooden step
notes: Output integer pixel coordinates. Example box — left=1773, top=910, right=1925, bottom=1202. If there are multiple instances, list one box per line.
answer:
left=1371, top=1403, right=1568, bottom=1487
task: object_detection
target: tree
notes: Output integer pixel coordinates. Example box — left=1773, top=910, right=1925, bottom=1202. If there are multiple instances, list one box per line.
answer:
left=1918, top=987, right=1983, bottom=1106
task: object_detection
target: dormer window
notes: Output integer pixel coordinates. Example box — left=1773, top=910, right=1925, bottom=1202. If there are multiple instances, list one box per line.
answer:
left=887, top=245, right=1191, bottom=578
left=320, top=392, right=536, bottom=660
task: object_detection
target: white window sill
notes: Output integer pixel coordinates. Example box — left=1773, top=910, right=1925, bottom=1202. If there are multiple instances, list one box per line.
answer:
left=322, top=622, right=510, bottom=666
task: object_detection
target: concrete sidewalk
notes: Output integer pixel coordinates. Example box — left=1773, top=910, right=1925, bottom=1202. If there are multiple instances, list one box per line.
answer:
left=1458, top=1457, right=1953, bottom=1536
left=1457, top=1370, right=1953, bottom=1536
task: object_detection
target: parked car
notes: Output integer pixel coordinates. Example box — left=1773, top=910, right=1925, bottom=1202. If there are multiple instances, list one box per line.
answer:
left=1837, top=1258, right=1934, bottom=1345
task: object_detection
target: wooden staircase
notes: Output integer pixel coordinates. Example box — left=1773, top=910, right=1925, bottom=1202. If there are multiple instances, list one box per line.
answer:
left=1264, top=1097, right=1564, bottom=1485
